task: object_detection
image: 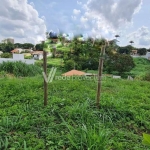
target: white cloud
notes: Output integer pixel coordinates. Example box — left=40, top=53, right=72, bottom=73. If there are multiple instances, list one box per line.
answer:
left=73, top=9, right=81, bottom=15
left=80, top=16, right=88, bottom=23
left=71, top=15, right=77, bottom=21
left=0, top=0, right=47, bottom=44
left=29, top=2, right=35, bottom=8
left=128, top=26, right=149, bottom=39
left=128, top=26, right=150, bottom=47
left=77, top=1, right=82, bottom=5
left=79, top=0, right=143, bottom=38
left=85, top=0, right=143, bottom=28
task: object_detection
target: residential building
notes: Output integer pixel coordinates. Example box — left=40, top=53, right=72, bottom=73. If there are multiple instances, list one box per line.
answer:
left=1, top=38, right=14, bottom=44
left=11, top=48, right=23, bottom=53
left=0, top=54, right=35, bottom=64
left=31, top=51, right=52, bottom=60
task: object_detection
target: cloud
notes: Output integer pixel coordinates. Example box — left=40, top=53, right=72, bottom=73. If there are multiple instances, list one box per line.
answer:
left=85, top=0, right=143, bottom=28
left=139, top=37, right=150, bottom=46
left=128, top=26, right=149, bottom=38
left=73, top=9, right=81, bottom=15
left=30, top=2, right=35, bottom=8
left=77, top=1, right=82, bottom=5
left=80, top=16, right=88, bottom=23
left=0, top=0, right=47, bottom=44
left=71, top=15, right=77, bottom=20
left=79, top=0, right=143, bottom=38
left=128, top=26, right=150, bottom=47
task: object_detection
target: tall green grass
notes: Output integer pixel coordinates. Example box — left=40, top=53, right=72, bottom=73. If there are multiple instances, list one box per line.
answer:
left=130, top=57, right=150, bottom=77
left=0, top=77, right=150, bottom=149
left=0, top=61, right=42, bottom=77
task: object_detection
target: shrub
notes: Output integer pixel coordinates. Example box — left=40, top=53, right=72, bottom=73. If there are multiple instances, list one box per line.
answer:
left=104, top=53, right=135, bottom=74
left=143, top=71, right=150, bottom=81
left=0, top=61, right=41, bottom=77
left=64, top=59, right=76, bottom=70
left=0, top=53, right=11, bottom=58
left=24, top=55, right=32, bottom=59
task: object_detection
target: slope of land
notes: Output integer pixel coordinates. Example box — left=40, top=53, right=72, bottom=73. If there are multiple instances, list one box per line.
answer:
left=0, top=76, right=150, bottom=149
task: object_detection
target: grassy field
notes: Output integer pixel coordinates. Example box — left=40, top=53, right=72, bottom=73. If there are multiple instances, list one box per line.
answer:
left=0, top=57, right=150, bottom=149
left=130, top=57, right=150, bottom=77
left=36, top=58, right=63, bottom=68
left=0, top=76, right=150, bottom=149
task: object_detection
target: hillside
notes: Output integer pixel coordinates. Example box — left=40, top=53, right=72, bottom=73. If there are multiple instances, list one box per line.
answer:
left=0, top=76, right=150, bottom=149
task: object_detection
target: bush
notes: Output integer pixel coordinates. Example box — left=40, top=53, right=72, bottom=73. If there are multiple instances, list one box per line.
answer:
left=104, top=53, right=135, bottom=74
left=143, top=71, right=150, bottom=81
left=24, top=55, right=32, bottom=59
left=0, top=61, right=42, bottom=77
left=0, top=53, right=11, bottom=58
left=64, top=59, right=76, bottom=70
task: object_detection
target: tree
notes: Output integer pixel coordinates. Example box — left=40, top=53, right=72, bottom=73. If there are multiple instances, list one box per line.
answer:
left=137, top=48, right=147, bottom=55
left=63, top=37, right=107, bottom=70
left=115, top=35, right=120, bottom=41
left=105, top=53, right=135, bottom=74
left=22, top=43, right=34, bottom=49
left=118, top=45, right=133, bottom=54
left=4, top=42, right=14, bottom=53
left=14, top=43, right=23, bottom=48
left=35, top=43, right=44, bottom=51
left=129, top=40, right=134, bottom=45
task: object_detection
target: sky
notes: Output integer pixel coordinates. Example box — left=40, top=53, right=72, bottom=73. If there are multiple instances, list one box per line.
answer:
left=0, top=0, right=150, bottom=48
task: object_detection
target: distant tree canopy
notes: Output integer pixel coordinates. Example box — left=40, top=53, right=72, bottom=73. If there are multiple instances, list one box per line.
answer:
left=117, top=45, right=133, bottom=54
left=0, top=42, right=34, bottom=53
left=0, top=42, right=14, bottom=53
left=14, top=43, right=34, bottom=49
left=104, top=53, right=135, bottom=74
left=63, top=38, right=112, bottom=70
left=63, top=37, right=135, bottom=74
left=35, top=43, right=44, bottom=51
left=137, top=48, right=147, bottom=55
left=63, top=38, right=101, bottom=70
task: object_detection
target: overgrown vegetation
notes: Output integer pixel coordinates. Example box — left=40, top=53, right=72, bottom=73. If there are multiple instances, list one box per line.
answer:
left=130, top=57, right=150, bottom=79
left=0, top=77, right=150, bottom=149
left=0, top=61, right=41, bottom=77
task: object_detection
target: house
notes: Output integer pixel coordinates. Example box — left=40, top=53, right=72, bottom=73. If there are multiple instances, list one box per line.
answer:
left=62, top=69, right=85, bottom=76
left=31, top=51, right=52, bottom=60
left=131, top=50, right=138, bottom=55
left=0, top=54, right=35, bottom=64
left=31, top=51, right=43, bottom=60
left=11, top=48, right=23, bottom=53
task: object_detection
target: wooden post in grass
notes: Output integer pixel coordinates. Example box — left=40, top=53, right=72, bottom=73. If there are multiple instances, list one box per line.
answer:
left=43, top=41, right=48, bottom=106
left=96, top=40, right=109, bottom=108
left=96, top=46, right=105, bottom=108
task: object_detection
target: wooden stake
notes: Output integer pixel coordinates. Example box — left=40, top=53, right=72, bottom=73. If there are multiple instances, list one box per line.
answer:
left=43, top=50, right=48, bottom=106
left=96, top=46, right=105, bottom=108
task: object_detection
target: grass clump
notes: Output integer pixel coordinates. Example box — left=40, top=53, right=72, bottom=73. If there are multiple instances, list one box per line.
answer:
left=0, top=61, right=42, bottom=77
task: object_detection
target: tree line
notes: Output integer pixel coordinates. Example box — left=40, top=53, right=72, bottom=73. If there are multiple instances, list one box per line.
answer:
left=0, top=42, right=44, bottom=53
